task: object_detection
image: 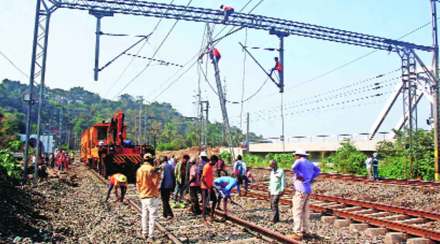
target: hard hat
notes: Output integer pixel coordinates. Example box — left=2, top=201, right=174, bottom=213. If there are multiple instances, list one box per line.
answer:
left=143, top=153, right=153, bottom=160
left=200, top=151, right=208, bottom=158
left=293, top=149, right=309, bottom=156
left=116, top=174, right=127, bottom=183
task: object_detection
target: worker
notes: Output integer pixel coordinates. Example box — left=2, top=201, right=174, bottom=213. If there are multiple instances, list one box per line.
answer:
left=209, top=47, right=221, bottom=64
left=173, top=154, right=189, bottom=208
left=160, top=156, right=176, bottom=220
left=105, top=173, right=128, bottom=203
left=269, top=57, right=282, bottom=78
left=201, top=155, right=218, bottom=223
left=372, top=153, right=379, bottom=180
left=289, top=149, right=320, bottom=240
left=189, top=157, right=201, bottom=215
left=137, top=153, right=161, bottom=241
left=214, top=176, right=241, bottom=216
left=268, top=160, right=285, bottom=224
left=220, top=4, right=234, bottom=22
left=233, top=155, right=247, bottom=196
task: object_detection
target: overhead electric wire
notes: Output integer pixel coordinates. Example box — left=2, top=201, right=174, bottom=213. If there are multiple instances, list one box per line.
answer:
left=199, top=61, right=269, bottom=104
left=256, top=19, right=433, bottom=101
left=105, top=0, right=178, bottom=97
left=0, top=49, right=29, bottom=79
left=115, top=0, right=194, bottom=97
left=152, top=25, right=208, bottom=100
left=251, top=69, right=400, bottom=115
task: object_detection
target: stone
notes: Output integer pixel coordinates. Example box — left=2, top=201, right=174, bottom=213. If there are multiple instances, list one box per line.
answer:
left=349, top=223, right=369, bottom=232
left=321, top=216, right=336, bottom=224
left=309, top=213, right=321, bottom=220
left=334, top=219, right=350, bottom=228
left=384, top=232, right=407, bottom=244
left=365, top=228, right=387, bottom=237
left=406, top=238, right=432, bottom=244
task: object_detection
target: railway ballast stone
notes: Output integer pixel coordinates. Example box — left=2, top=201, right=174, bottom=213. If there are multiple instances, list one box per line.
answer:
left=321, top=216, right=336, bottom=224
left=384, top=232, right=407, bottom=244
left=406, top=238, right=433, bottom=244
left=334, top=219, right=350, bottom=228
left=349, top=223, right=369, bottom=232
left=365, top=227, right=387, bottom=237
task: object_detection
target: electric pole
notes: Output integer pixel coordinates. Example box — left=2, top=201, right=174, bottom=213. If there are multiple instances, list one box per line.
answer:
left=206, top=24, right=233, bottom=149
left=137, top=96, right=144, bottom=144
left=431, top=0, right=440, bottom=181
left=246, top=112, right=250, bottom=151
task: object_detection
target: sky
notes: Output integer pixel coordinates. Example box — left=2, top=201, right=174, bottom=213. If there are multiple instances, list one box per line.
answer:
left=0, top=0, right=436, bottom=140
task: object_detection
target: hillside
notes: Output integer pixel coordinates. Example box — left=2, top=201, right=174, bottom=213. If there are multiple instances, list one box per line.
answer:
left=0, top=79, right=260, bottom=150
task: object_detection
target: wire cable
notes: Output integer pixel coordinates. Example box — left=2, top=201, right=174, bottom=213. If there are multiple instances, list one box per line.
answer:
left=0, top=49, right=29, bottom=79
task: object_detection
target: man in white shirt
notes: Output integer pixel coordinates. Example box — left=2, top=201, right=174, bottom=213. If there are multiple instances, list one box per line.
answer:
left=268, top=160, right=285, bottom=223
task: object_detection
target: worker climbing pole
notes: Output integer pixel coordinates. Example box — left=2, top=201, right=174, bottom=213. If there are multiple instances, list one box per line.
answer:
left=205, top=24, right=234, bottom=150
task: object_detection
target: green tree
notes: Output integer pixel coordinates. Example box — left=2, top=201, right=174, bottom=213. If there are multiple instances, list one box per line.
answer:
left=324, top=140, right=367, bottom=175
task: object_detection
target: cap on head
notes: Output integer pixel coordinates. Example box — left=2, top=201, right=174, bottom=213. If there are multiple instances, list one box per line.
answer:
left=373, top=152, right=378, bottom=158
left=293, top=149, right=309, bottom=157
left=200, top=151, right=208, bottom=158
left=116, top=174, right=127, bottom=183
left=143, top=153, right=153, bottom=160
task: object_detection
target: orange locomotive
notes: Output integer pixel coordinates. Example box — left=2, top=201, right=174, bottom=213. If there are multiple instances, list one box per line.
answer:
left=80, top=111, right=154, bottom=182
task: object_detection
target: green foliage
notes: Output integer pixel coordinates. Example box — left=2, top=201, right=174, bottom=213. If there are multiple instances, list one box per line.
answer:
left=0, top=149, right=21, bottom=180
left=323, top=140, right=367, bottom=175
left=219, top=151, right=232, bottom=164
left=7, top=140, right=22, bottom=151
left=377, top=129, right=434, bottom=180
left=0, top=79, right=260, bottom=150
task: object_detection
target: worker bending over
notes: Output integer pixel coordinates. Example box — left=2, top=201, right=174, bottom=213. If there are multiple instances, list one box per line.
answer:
left=105, top=173, right=128, bottom=203
left=214, top=176, right=241, bottom=216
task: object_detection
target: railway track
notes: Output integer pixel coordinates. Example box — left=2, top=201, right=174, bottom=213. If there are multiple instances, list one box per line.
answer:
left=250, top=167, right=440, bottom=188
left=88, top=168, right=298, bottom=243
left=248, top=182, right=440, bottom=242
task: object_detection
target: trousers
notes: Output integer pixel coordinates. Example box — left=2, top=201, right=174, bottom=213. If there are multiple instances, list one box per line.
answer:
left=271, top=194, right=281, bottom=222
left=292, top=191, right=310, bottom=233
left=160, top=188, right=174, bottom=217
left=141, top=198, right=159, bottom=237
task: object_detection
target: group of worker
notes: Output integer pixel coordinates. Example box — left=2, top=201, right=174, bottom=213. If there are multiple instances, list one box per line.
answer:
left=105, top=148, right=320, bottom=241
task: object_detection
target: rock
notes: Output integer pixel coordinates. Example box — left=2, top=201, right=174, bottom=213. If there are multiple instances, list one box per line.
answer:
left=406, top=238, right=433, bottom=244
left=321, top=216, right=336, bottom=224
left=365, top=228, right=387, bottom=237
left=349, top=223, right=369, bottom=232
left=384, top=232, right=407, bottom=244
left=334, top=219, right=350, bottom=228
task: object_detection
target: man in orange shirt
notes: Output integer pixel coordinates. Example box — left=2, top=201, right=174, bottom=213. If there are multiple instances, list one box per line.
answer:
left=136, top=153, right=161, bottom=241
left=201, top=155, right=218, bottom=223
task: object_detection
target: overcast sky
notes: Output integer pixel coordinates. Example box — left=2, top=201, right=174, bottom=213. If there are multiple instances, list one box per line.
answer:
left=0, top=0, right=435, bottom=139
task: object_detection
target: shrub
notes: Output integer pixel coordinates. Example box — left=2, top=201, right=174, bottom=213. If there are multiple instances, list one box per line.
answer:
left=0, top=149, right=21, bottom=180
left=324, top=140, right=367, bottom=175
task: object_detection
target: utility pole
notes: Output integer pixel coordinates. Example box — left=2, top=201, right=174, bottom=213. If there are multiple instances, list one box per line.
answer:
left=270, top=29, right=289, bottom=152
left=137, top=96, right=144, bottom=144
left=246, top=112, right=250, bottom=151
left=200, top=100, right=209, bottom=147
left=431, top=0, right=440, bottom=181
left=90, top=10, right=113, bottom=81
left=206, top=24, right=233, bottom=149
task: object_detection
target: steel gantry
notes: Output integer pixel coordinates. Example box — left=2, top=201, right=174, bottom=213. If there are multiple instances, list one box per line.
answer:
left=24, top=0, right=438, bottom=181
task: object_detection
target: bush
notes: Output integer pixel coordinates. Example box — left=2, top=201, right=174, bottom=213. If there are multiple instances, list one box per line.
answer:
left=377, top=129, right=434, bottom=180
left=0, top=149, right=22, bottom=180
left=219, top=151, right=232, bottom=164
left=323, top=140, right=367, bottom=175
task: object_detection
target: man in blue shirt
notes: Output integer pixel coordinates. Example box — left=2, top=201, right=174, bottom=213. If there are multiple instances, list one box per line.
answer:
left=290, top=149, right=320, bottom=240
left=160, top=156, right=176, bottom=220
left=214, top=176, right=241, bottom=216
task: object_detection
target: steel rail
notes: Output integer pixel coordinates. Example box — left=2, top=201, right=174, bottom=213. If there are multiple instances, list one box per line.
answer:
left=249, top=167, right=440, bottom=187
left=215, top=210, right=300, bottom=244
left=88, top=169, right=183, bottom=244
left=246, top=191, right=440, bottom=241
left=251, top=183, right=440, bottom=221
